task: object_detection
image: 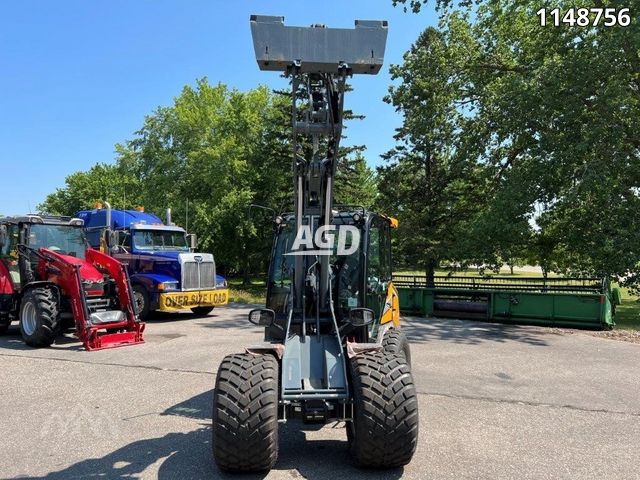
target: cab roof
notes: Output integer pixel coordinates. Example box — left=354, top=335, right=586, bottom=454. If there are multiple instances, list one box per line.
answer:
left=76, top=208, right=183, bottom=231
left=0, top=215, right=84, bottom=226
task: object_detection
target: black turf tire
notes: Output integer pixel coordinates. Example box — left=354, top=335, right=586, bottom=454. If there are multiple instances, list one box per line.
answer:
left=213, top=353, right=279, bottom=472
left=132, top=284, right=150, bottom=320
left=348, top=351, right=419, bottom=468
left=382, top=329, right=412, bottom=367
left=19, top=287, right=59, bottom=347
left=190, top=306, right=214, bottom=316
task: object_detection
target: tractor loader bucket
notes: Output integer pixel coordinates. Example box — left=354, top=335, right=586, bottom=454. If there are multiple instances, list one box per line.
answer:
left=250, top=15, right=388, bottom=74
left=81, top=249, right=145, bottom=350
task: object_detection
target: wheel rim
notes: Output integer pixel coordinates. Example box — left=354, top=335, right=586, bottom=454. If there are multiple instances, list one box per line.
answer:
left=134, top=291, right=145, bottom=314
left=21, top=301, right=37, bottom=336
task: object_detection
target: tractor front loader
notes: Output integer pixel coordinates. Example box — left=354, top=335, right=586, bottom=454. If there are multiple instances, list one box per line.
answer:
left=211, top=16, right=419, bottom=472
left=0, top=215, right=144, bottom=350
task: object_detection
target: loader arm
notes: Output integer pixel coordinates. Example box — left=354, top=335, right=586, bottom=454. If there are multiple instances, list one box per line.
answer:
left=35, top=247, right=144, bottom=351
left=250, top=15, right=388, bottom=405
left=251, top=15, right=388, bottom=315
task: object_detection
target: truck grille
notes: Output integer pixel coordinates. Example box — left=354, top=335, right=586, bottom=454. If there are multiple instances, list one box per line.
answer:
left=182, top=260, right=216, bottom=290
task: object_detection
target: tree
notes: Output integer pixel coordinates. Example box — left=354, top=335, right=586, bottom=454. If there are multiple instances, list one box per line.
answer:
left=388, top=1, right=640, bottom=288
left=116, top=79, right=294, bottom=280
left=334, top=152, right=377, bottom=208
left=40, top=75, right=376, bottom=282
left=38, top=163, right=140, bottom=215
left=392, top=0, right=469, bottom=13
left=377, top=27, right=487, bottom=283
left=40, top=79, right=292, bottom=280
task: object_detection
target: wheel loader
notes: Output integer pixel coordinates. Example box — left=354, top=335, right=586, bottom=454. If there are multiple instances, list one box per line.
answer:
left=211, top=16, right=419, bottom=471
left=0, top=215, right=144, bottom=350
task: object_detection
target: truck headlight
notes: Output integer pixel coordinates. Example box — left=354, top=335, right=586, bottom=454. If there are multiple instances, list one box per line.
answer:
left=216, top=279, right=228, bottom=289
left=159, top=281, right=179, bottom=292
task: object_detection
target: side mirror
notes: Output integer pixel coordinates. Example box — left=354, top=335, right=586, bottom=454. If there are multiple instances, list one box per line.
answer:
left=187, top=234, right=198, bottom=250
left=348, top=308, right=375, bottom=327
left=248, top=308, right=275, bottom=326
left=0, top=225, right=6, bottom=248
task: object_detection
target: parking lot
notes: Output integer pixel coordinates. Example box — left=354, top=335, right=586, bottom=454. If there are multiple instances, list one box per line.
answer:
left=0, top=304, right=638, bottom=479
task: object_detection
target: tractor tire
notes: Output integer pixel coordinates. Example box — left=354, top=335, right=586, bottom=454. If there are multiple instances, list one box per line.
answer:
left=348, top=351, right=419, bottom=468
left=212, top=353, right=279, bottom=472
left=190, top=306, right=214, bottom=316
left=382, top=329, right=412, bottom=367
left=132, top=285, right=150, bottom=320
left=19, top=287, right=59, bottom=347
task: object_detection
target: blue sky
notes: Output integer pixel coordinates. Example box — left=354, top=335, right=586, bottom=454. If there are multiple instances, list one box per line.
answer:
left=0, top=1, right=436, bottom=215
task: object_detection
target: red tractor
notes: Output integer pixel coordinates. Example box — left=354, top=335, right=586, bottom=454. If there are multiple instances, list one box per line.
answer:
left=0, top=215, right=144, bottom=350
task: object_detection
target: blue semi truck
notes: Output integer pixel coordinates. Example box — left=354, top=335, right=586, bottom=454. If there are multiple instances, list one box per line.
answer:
left=76, top=203, right=228, bottom=319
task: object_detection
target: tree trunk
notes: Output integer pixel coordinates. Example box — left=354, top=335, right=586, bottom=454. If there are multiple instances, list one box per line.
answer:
left=426, top=258, right=437, bottom=288
left=242, top=240, right=251, bottom=287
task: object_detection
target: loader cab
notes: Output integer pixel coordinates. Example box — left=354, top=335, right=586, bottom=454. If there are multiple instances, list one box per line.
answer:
left=0, top=216, right=87, bottom=289
left=266, top=210, right=394, bottom=325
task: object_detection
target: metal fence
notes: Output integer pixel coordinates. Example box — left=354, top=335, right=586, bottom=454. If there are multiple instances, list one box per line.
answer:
left=392, top=275, right=607, bottom=294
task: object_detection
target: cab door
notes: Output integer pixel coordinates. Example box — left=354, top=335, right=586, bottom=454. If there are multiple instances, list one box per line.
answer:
left=0, top=224, right=21, bottom=288
left=365, top=216, right=392, bottom=320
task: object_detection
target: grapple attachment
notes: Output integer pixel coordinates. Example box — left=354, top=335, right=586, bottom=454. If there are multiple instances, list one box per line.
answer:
left=250, top=15, right=388, bottom=74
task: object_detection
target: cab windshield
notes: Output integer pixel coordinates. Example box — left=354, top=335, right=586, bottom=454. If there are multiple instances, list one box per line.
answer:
left=133, top=230, right=189, bottom=251
left=29, top=224, right=86, bottom=259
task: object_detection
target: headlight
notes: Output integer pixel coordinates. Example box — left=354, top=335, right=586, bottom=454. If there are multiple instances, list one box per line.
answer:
left=216, top=279, right=228, bottom=289
left=159, top=281, right=179, bottom=291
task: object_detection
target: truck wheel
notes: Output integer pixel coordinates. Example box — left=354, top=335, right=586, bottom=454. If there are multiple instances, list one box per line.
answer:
left=132, top=285, right=149, bottom=320
left=348, top=351, right=419, bottom=468
left=19, top=287, right=59, bottom=347
left=382, top=329, right=412, bottom=367
left=190, top=306, right=214, bottom=316
left=213, top=353, right=279, bottom=472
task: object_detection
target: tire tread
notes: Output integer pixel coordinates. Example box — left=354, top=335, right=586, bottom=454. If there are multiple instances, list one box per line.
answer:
left=349, top=351, right=419, bottom=468
left=20, top=287, right=59, bottom=347
left=213, top=353, right=279, bottom=472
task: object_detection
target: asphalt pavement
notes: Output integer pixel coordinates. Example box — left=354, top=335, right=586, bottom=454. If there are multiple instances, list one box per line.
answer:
left=0, top=304, right=638, bottom=479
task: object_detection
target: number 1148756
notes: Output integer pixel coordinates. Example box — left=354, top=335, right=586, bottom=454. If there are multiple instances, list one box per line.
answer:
left=537, top=7, right=631, bottom=27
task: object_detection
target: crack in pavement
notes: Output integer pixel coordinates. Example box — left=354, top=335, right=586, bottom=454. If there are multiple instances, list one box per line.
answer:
left=419, top=390, right=640, bottom=417
left=0, top=352, right=215, bottom=376
left=3, top=353, right=638, bottom=418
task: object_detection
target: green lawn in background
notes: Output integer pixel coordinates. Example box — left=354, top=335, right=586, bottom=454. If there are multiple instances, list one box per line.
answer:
left=611, top=285, right=640, bottom=331
left=226, top=270, right=640, bottom=330
left=227, top=277, right=266, bottom=305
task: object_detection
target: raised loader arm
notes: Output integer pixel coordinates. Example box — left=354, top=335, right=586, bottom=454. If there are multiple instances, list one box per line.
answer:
left=250, top=15, right=388, bottom=404
left=251, top=14, right=388, bottom=316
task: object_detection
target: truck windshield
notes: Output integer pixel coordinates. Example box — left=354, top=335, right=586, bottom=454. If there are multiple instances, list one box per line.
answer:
left=133, top=230, right=189, bottom=251
left=29, top=225, right=86, bottom=259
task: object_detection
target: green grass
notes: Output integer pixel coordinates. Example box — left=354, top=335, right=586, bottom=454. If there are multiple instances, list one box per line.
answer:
left=227, top=277, right=266, bottom=305
left=611, top=284, right=640, bottom=331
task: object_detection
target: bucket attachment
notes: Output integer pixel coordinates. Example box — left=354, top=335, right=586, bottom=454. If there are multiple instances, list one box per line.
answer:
left=83, top=322, right=145, bottom=351
left=250, top=15, right=388, bottom=74
left=37, top=248, right=145, bottom=351
left=80, top=249, right=145, bottom=351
